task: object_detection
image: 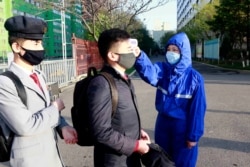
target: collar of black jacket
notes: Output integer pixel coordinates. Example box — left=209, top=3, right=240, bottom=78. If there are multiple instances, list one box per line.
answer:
left=101, top=65, right=125, bottom=80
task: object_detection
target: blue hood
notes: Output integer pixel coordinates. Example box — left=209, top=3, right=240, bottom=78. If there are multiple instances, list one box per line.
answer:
left=165, top=32, right=192, bottom=74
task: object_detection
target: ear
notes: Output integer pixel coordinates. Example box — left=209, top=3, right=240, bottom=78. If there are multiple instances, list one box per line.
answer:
left=11, top=42, right=21, bottom=53
left=107, top=51, right=118, bottom=61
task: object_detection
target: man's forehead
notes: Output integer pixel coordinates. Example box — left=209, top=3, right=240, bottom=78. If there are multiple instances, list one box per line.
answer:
left=110, top=40, right=129, bottom=49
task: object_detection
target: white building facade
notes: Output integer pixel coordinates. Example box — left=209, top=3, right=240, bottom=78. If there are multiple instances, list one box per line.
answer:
left=177, top=0, right=212, bottom=30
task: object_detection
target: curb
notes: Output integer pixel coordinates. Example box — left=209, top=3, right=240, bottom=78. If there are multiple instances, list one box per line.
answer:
left=194, top=61, right=250, bottom=74
left=60, top=82, right=76, bottom=93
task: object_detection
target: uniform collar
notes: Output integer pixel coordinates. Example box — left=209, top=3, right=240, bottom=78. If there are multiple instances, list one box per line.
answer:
left=12, top=62, right=34, bottom=75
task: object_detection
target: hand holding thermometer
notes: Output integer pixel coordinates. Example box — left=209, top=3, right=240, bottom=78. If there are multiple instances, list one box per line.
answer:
left=129, top=38, right=141, bottom=57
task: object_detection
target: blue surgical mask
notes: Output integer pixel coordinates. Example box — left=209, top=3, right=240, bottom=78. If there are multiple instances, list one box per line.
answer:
left=166, top=51, right=180, bottom=65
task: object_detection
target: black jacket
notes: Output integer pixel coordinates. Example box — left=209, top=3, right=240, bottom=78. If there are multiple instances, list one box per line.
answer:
left=87, top=65, right=142, bottom=167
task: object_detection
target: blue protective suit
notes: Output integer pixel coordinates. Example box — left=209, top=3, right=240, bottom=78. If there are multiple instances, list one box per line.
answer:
left=134, top=32, right=207, bottom=167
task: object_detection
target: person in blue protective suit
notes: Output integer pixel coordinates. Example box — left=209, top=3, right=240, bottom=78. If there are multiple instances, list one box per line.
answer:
left=133, top=32, right=207, bottom=167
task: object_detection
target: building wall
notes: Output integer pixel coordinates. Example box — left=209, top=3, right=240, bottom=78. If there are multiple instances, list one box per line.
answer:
left=70, top=2, right=84, bottom=39
left=1, top=0, right=84, bottom=60
left=177, top=0, right=211, bottom=30
left=42, top=10, right=74, bottom=59
left=72, top=35, right=103, bottom=75
left=0, top=0, right=12, bottom=62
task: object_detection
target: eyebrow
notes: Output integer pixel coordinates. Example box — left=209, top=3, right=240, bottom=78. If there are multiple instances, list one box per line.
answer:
left=32, top=40, right=42, bottom=43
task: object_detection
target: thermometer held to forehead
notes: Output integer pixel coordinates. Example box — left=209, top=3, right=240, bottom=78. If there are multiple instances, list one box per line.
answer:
left=129, top=38, right=138, bottom=47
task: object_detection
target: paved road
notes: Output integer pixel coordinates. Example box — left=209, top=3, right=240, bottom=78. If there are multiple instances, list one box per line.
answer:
left=193, top=61, right=250, bottom=167
left=60, top=58, right=250, bottom=167
left=1, top=57, right=250, bottom=167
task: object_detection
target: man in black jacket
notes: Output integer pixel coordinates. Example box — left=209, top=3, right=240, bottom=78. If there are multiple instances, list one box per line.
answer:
left=87, top=28, right=151, bottom=167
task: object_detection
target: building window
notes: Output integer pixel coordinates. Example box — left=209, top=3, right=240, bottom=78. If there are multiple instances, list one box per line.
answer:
left=35, top=2, right=40, bottom=7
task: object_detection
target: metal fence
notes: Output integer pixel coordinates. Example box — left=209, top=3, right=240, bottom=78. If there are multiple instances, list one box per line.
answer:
left=0, top=59, right=77, bottom=88
left=37, top=59, right=76, bottom=87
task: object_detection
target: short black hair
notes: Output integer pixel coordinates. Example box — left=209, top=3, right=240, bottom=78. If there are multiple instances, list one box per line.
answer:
left=98, top=28, right=130, bottom=62
left=8, top=36, right=20, bottom=46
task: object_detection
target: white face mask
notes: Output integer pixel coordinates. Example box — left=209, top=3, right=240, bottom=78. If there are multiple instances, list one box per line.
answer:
left=166, top=51, right=180, bottom=64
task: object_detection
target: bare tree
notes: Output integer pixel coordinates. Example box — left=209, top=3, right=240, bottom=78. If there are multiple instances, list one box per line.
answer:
left=34, top=0, right=171, bottom=41
left=81, top=0, right=172, bottom=40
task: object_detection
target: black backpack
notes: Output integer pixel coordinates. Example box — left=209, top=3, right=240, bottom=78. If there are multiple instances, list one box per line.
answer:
left=71, top=67, right=118, bottom=146
left=0, top=71, right=27, bottom=162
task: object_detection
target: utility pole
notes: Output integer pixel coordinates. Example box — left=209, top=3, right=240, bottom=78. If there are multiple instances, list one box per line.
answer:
left=247, top=2, right=250, bottom=58
left=60, top=0, right=68, bottom=84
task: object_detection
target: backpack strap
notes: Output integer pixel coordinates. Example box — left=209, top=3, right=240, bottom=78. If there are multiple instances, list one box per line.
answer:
left=0, top=71, right=27, bottom=154
left=100, top=72, right=118, bottom=118
left=1, top=71, right=27, bottom=106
